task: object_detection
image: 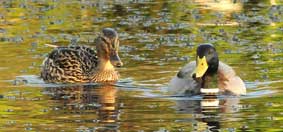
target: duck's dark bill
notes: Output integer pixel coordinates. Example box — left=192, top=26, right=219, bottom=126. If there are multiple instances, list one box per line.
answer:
left=193, top=56, right=208, bottom=78
left=110, top=53, right=123, bottom=67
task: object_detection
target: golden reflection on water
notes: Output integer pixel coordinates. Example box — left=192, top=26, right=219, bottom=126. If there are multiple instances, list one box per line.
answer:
left=44, top=84, right=119, bottom=128
left=193, top=0, right=243, bottom=26
left=194, top=0, right=242, bottom=13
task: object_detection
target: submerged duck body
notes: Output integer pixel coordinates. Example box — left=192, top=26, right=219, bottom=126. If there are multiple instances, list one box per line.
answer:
left=168, top=44, right=246, bottom=96
left=41, top=28, right=123, bottom=83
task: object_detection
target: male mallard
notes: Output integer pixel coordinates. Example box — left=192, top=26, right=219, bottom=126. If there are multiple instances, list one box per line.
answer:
left=41, top=28, right=123, bottom=83
left=168, top=44, right=246, bottom=96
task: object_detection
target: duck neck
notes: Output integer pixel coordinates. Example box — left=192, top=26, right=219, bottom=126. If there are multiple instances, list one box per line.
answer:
left=201, top=73, right=217, bottom=88
left=97, top=59, right=115, bottom=71
left=201, top=60, right=219, bottom=88
left=91, top=59, right=118, bottom=82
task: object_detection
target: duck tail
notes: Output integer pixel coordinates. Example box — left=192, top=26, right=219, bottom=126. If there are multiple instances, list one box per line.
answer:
left=44, top=44, right=58, bottom=48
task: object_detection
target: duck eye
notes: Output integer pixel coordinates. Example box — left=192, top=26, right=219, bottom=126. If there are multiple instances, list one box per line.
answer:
left=208, top=49, right=214, bottom=54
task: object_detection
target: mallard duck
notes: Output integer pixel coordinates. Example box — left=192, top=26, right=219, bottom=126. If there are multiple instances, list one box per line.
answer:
left=168, top=44, right=246, bottom=96
left=41, top=28, right=123, bottom=83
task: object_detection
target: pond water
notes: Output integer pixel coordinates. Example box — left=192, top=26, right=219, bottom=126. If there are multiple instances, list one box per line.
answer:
left=0, top=0, right=283, bottom=131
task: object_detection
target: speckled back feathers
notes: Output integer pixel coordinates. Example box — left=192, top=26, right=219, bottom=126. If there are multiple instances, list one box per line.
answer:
left=41, top=45, right=101, bottom=83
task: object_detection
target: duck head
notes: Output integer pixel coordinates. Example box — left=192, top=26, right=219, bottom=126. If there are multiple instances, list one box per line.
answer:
left=96, top=28, right=123, bottom=67
left=177, top=44, right=219, bottom=79
left=193, top=44, right=219, bottom=79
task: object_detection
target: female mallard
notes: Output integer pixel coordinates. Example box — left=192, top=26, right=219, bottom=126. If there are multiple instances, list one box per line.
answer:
left=168, top=44, right=246, bottom=96
left=41, top=28, right=123, bottom=83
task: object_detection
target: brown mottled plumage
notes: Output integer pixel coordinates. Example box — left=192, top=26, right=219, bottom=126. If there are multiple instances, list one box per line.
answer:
left=41, top=28, right=123, bottom=83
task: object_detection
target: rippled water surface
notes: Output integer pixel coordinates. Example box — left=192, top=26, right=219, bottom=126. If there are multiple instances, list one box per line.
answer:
left=0, top=0, right=283, bottom=131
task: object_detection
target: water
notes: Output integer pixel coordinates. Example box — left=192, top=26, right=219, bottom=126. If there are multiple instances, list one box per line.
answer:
left=0, top=0, right=283, bottom=131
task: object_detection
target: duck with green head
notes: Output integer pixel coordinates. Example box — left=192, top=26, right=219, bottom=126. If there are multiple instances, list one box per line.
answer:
left=168, top=44, right=246, bottom=96
left=41, top=28, right=123, bottom=83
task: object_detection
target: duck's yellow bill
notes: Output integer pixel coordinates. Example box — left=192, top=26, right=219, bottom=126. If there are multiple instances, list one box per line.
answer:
left=194, top=56, right=208, bottom=78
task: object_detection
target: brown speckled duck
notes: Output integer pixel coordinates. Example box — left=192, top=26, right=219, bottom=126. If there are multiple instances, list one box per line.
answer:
left=41, top=28, right=123, bottom=83
left=168, top=44, right=246, bottom=96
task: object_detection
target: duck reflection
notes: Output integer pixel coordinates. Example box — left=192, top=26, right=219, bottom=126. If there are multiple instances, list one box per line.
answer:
left=44, top=83, right=119, bottom=127
left=174, top=94, right=240, bottom=132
